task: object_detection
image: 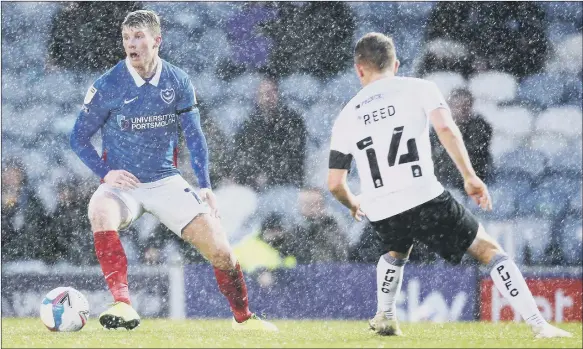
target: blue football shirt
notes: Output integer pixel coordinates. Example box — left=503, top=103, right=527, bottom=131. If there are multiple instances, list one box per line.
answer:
left=70, top=57, right=210, bottom=186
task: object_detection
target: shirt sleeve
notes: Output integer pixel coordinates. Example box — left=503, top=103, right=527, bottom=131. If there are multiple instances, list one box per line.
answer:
left=177, top=76, right=211, bottom=188
left=69, top=81, right=112, bottom=178
left=176, top=76, right=197, bottom=113
left=423, top=81, right=450, bottom=114
left=328, top=115, right=354, bottom=170
left=180, top=107, right=212, bottom=189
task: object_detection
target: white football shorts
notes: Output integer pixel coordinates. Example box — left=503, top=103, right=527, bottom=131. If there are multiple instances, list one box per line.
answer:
left=91, top=174, right=210, bottom=236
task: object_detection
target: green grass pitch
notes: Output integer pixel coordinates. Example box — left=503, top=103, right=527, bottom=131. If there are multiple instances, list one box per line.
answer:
left=2, top=318, right=581, bottom=348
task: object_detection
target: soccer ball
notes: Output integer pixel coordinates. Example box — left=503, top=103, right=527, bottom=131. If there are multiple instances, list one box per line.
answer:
left=40, top=287, right=89, bottom=332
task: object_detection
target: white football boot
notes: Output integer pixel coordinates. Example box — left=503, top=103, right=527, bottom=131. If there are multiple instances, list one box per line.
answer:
left=532, top=323, right=573, bottom=339
left=368, top=311, right=403, bottom=336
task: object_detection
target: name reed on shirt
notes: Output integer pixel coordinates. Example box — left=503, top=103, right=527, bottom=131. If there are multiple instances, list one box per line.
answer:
left=362, top=105, right=396, bottom=125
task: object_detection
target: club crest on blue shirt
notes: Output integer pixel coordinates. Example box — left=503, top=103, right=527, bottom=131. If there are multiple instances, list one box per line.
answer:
left=161, top=87, right=175, bottom=104
left=117, top=114, right=130, bottom=131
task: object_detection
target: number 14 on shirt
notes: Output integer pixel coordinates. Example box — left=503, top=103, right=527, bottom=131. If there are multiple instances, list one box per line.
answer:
left=357, top=126, right=422, bottom=188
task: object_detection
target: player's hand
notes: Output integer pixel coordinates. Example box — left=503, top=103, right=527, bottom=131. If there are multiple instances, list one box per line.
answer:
left=103, top=170, right=140, bottom=190
left=199, top=188, right=220, bottom=218
left=350, top=204, right=366, bottom=222
left=464, top=175, right=492, bottom=211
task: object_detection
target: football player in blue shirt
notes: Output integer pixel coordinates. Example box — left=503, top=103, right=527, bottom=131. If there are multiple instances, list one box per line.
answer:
left=70, top=10, right=277, bottom=332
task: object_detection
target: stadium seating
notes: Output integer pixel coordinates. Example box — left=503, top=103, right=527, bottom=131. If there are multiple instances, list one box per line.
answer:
left=2, top=72, right=30, bottom=105
left=544, top=172, right=581, bottom=199
left=535, top=106, right=583, bottom=139
left=546, top=21, right=581, bottom=43
left=395, top=1, right=435, bottom=22
left=1, top=2, right=581, bottom=267
left=480, top=220, right=518, bottom=261
left=20, top=150, right=51, bottom=181
left=424, top=38, right=469, bottom=62
left=396, top=63, right=415, bottom=78
left=303, top=102, right=342, bottom=144
left=41, top=72, right=80, bottom=105
left=195, top=29, right=233, bottom=68
left=10, top=105, right=57, bottom=140
left=559, top=215, right=583, bottom=265
left=513, top=218, right=553, bottom=264
left=518, top=174, right=573, bottom=219
left=120, top=235, right=140, bottom=264
left=285, top=99, right=310, bottom=117
left=304, top=145, right=331, bottom=189
left=51, top=113, right=77, bottom=135
left=214, top=183, right=259, bottom=239
left=321, top=70, right=362, bottom=105
left=486, top=218, right=553, bottom=264
left=468, top=72, right=517, bottom=103
left=563, top=74, right=583, bottom=105
left=472, top=100, right=499, bottom=118
left=546, top=33, right=583, bottom=75
left=350, top=2, right=400, bottom=34
left=496, top=147, right=547, bottom=178
left=199, top=2, right=238, bottom=23
left=542, top=2, right=583, bottom=28
left=344, top=218, right=369, bottom=246
left=484, top=106, right=533, bottom=137
left=63, top=151, right=94, bottom=180
left=570, top=185, right=583, bottom=213
left=191, top=71, right=227, bottom=103
left=422, top=71, right=466, bottom=99
left=146, top=2, right=206, bottom=31
left=517, top=73, right=565, bottom=108
left=547, top=147, right=583, bottom=175
left=352, top=22, right=378, bottom=46
left=1, top=2, right=59, bottom=43
left=483, top=183, right=518, bottom=219
left=255, top=185, right=302, bottom=224
left=280, top=73, right=322, bottom=106
left=391, top=28, right=425, bottom=65
left=207, top=102, right=253, bottom=138
left=162, top=27, right=195, bottom=63
left=225, top=72, right=265, bottom=103
left=132, top=212, right=163, bottom=241
left=490, top=135, right=524, bottom=169
left=529, top=133, right=571, bottom=159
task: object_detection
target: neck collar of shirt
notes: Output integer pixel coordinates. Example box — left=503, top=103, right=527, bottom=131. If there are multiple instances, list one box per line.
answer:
left=125, top=56, right=162, bottom=87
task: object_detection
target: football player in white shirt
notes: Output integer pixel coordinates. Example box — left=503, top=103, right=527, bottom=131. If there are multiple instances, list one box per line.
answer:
left=327, top=32, right=571, bottom=339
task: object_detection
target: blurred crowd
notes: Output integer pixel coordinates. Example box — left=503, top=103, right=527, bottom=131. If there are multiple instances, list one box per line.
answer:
left=2, top=2, right=581, bottom=277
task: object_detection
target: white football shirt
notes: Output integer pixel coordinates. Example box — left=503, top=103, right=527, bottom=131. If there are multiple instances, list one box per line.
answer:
left=329, top=76, right=448, bottom=221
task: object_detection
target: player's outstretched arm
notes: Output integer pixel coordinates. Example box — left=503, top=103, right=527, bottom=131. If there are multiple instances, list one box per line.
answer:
left=429, top=107, right=492, bottom=210
left=70, top=101, right=112, bottom=179
left=328, top=113, right=364, bottom=220
left=180, top=107, right=220, bottom=217
left=180, top=107, right=211, bottom=189
left=328, top=169, right=366, bottom=221
left=429, top=107, right=476, bottom=180
left=70, top=84, right=140, bottom=189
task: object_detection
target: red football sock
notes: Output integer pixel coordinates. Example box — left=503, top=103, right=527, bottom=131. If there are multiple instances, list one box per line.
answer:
left=94, top=230, right=131, bottom=305
left=213, top=262, right=252, bottom=323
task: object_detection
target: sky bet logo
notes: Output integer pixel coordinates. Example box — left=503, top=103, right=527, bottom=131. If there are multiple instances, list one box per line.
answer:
left=117, top=113, right=177, bottom=131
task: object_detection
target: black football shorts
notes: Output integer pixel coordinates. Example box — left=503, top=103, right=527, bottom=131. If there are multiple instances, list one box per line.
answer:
left=370, top=190, right=480, bottom=265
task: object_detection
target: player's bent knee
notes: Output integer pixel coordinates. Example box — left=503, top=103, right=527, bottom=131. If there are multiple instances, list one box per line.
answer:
left=467, top=225, right=505, bottom=265
left=88, top=194, right=124, bottom=232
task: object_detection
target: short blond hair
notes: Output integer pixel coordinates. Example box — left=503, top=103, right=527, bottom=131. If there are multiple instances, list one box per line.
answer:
left=354, top=32, right=397, bottom=72
left=122, top=10, right=161, bottom=36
